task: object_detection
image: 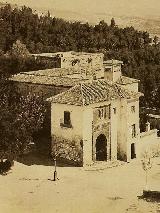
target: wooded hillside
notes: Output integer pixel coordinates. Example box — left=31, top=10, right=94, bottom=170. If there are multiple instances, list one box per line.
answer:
left=0, top=4, right=160, bottom=109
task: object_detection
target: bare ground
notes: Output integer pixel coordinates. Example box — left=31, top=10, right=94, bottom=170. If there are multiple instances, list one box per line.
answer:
left=0, top=157, right=159, bottom=213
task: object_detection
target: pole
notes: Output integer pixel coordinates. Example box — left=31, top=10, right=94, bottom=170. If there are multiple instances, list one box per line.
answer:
left=145, top=170, right=148, bottom=190
left=54, top=157, right=57, bottom=181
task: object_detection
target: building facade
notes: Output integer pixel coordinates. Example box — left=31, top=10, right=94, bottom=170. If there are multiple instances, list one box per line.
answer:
left=10, top=51, right=159, bottom=166
left=48, top=77, right=141, bottom=165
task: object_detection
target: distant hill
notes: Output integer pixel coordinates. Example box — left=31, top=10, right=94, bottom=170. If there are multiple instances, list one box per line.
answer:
left=0, top=2, right=7, bottom=7
left=1, top=2, right=160, bottom=38
left=35, top=7, right=160, bottom=38
left=0, top=2, right=18, bottom=9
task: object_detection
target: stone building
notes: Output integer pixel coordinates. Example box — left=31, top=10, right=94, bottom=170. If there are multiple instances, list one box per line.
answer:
left=10, top=51, right=159, bottom=166
left=32, top=51, right=104, bottom=78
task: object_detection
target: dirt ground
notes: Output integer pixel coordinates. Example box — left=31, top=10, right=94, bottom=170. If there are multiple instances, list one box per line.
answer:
left=0, top=157, right=159, bottom=213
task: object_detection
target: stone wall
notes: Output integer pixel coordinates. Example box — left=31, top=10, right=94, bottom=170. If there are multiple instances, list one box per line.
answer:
left=126, top=98, right=140, bottom=161
left=51, top=135, right=83, bottom=166
left=136, top=130, right=160, bottom=158
left=51, top=104, right=84, bottom=142
left=61, top=53, right=104, bottom=79
left=34, top=56, right=61, bottom=68
left=121, top=82, right=139, bottom=93
left=117, top=98, right=140, bottom=162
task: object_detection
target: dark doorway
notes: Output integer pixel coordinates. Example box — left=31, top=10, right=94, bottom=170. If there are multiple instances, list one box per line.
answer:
left=131, top=143, right=136, bottom=159
left=96, top=134, right=107, bottom=161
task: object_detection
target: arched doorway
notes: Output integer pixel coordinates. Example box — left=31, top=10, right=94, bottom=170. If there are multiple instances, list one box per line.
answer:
left=96, top=134, right=107, bottom=161
left=131, top=143, right=136, bottom=159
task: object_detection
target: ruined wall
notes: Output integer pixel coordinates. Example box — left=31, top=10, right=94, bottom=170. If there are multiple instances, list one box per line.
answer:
left=61, top=53, right=104, bottom=79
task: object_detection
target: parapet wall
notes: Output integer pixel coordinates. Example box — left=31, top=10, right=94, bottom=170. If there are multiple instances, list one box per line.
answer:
left=136, top=129, right=160, bottom=158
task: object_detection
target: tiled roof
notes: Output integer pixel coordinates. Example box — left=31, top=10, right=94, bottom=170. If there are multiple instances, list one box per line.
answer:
left=10, top=71, right=81, bottom=87
left=21, top=68, right=80, bottom=77
left=9, top=67, right=101, bottom=86
left=116, top=76, right=139, bottom=85
left=47, top=79, right=142, bottom=106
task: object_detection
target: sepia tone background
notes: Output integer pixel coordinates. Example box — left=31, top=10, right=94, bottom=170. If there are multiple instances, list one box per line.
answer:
left=6, top=0, right=160, bottom=17
left=0, top=1, right=159, bottom=213
left=5, top=0, right=160, bottom=38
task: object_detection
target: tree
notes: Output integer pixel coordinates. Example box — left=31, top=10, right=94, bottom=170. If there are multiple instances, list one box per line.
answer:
left=5, top=40, right=31, bottom=74
left=141, top=151, right=153, bottom=190
left=0, top=3, right=160, bottom=114
left=0, top=84, right=46, bottom=163
left=110, top=18, right=116, bottom=28
left=7, top=40, right=30, bottom=59
left=153, top=36, right=159, bottom=46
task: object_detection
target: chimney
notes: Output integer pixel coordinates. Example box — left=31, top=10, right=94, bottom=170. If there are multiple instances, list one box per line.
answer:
left=103, top=59, right=123, bottom=82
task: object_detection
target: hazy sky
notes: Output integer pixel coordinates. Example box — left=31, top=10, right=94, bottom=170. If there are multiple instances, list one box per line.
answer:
left=4, top=0, right=160, bottom=17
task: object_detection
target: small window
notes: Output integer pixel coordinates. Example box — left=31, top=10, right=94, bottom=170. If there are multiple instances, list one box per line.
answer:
left=98, top=109, right=101, bottom=118
left=113, top=108, right=116, bottom=114
left=104, top=107, right=107, bottom=118
left=131, top=106, right=135, bottom=113
left=98, top=105, right=111, bottom=119
left=105, top=68, right=111, bottom=72
left=101, top=109, right=104, bottom=117
left=64, top=111, right=71, bottom=126
left=131, top=124, right=136, bottom=138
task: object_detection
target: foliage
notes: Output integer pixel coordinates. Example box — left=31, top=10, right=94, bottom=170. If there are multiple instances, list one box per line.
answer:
left=0, top=80, right=46, bottom=161
left=6, top=40, right=30, bottom=59
left=141, top=151, right=153, bottom=171
left=141, top=151, right=153, bottom=190
left=0, top=4, right=160, bottom=110
left=151, top=144, right=160, bottom=158
left=141, top=147, right=160, bottom=190
left=0, top=4, right=152, bottom=53
left=139, top=110, right=148, bottom=132
left=110, top=18, right=116, bottom=28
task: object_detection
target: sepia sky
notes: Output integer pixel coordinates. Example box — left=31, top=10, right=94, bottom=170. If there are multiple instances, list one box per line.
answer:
left=4, top=0, right=160, bottom=17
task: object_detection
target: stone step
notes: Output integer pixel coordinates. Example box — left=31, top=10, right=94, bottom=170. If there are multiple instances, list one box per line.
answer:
left=84, top=160, right=125, bottom=171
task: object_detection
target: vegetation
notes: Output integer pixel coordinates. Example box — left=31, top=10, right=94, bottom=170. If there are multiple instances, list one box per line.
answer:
left=0, top=4, right=159, bottom=110
left=0, top=3, right=160, bottom=167
left=141, top=147, right=160, bottom=190
left=141, top=151, right=153, bottom=190
left=0, top=79, right=46, bottom=163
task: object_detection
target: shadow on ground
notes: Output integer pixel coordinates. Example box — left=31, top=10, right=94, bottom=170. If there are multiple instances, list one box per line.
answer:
left=138, top=194, right=160, bottom=203
left=17, top=152, right=81, bottom=167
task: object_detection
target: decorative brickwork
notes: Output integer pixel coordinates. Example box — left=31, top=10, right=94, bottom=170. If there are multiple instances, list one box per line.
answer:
left=92, top=121, right=111, bottom=161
